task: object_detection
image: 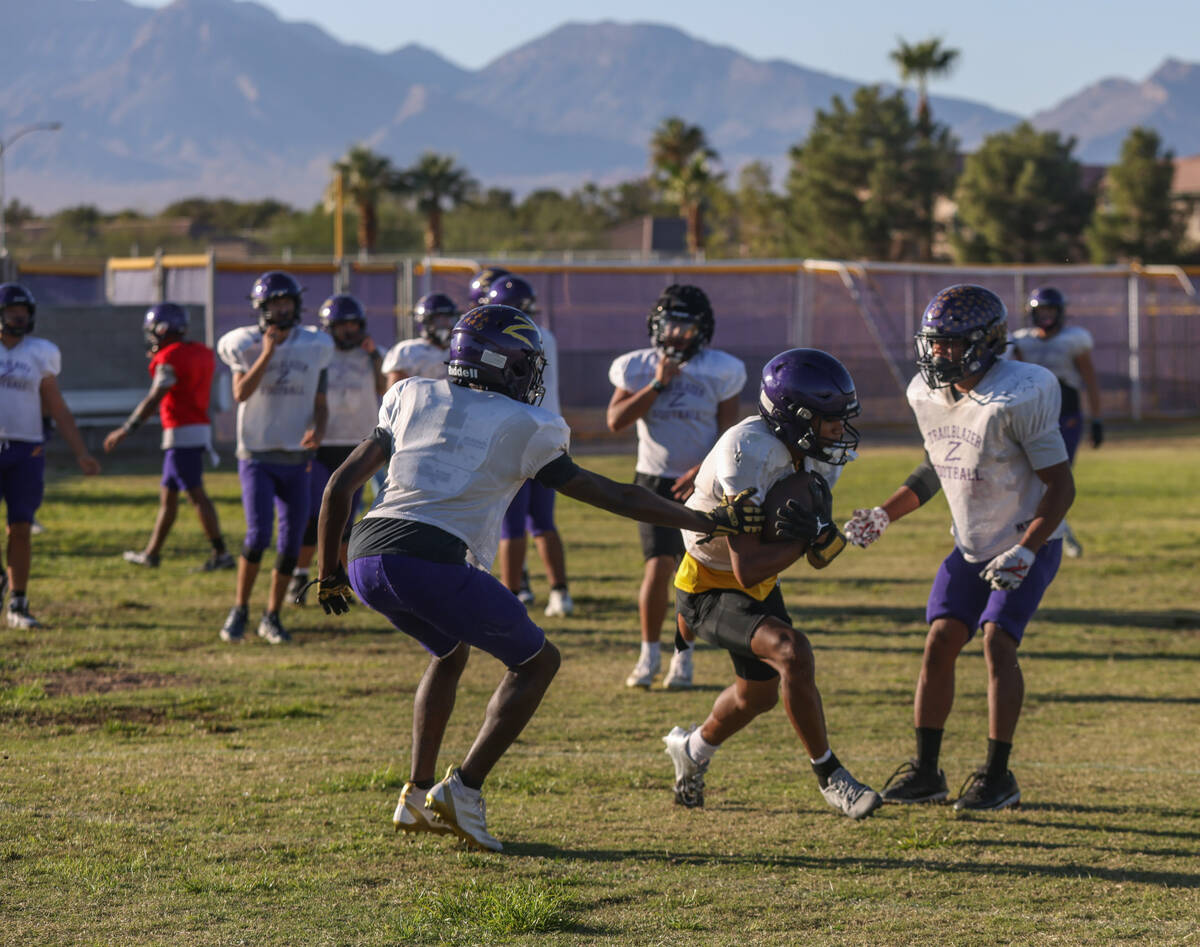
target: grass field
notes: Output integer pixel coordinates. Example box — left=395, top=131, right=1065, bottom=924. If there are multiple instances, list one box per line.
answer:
left=3, top=431, right=1199, bottom=945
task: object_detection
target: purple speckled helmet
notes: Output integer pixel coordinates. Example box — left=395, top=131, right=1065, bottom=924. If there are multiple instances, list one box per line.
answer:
left=1027, top=286, right=1066, bottom=331
left=468, top=266, right=512, bottom=306
left=250, top=270, right=304, bottom=331
left=758, top=348, right=860, bottom=464
left=447, top=305, right=546, bottom=405
left=142, top=302, right=189, bottom=352
left=318, top=294, right=367, bottom=349
left=486, top=275, right=537, bottom=315
left=0, top=282, right=37, bottom=335
left=915, top=284, right=1008, bottom=388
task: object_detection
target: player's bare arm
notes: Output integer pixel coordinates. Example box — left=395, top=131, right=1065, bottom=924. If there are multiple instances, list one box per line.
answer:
left=554, top=464, right=761, bottom=537
left=363, top=338, right=387, bottom=395
left=302, top=390, right=328, bottom=450
left=1017, top=461, right=1075, bottom=551
left=606, top=356, right=681, bottom=432
left=103, top=384, right=168, bottom=453
left=725, top=530, right=809, bottom=589
left=39, top=375, right=100, bottom=474
left=1075, top=349, right=1103, bottom=446
left=231, top=325, right=285, bottom=402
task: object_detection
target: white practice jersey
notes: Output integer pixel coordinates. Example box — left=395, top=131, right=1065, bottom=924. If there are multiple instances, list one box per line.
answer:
left=0, top=336, right=61, bottom=443
left=365, top=378, right=570, bottom=571
left=217, top=325, right=334, bottom=456
left=681, top=416, right=844, bottom=574
left=608, top=347, right=747, bottom=478
left=1009, top=326, right=1093, bottom=393
left=382, top=338, right=447, bottom=380
left=906, top=359, right=1069, bottom=563
left=324, top=346, right=381, bottom=446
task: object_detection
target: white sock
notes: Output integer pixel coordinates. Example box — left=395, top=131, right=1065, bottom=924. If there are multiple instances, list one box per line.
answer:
left=810, top=748, right=833, bottom=766
left=641, top=642, right=660, bottom=663
left=686, top=729, right=720, bottom=764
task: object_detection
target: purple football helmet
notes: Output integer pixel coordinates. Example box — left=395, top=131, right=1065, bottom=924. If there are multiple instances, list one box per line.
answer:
left=468, top=266, right=512, bottom=306
left=647, top=284, right=714, bottom=362
left=447, top=305, right=547, bottom=405
left=250, top=271, right=304, bottom=332
left=759, top=348, right=860, bottom=465
left=318, top=294, right=367, bottom=350
left=486, top=275, right=537, bottom=315
left=915, top=284, right=1008, bottom=389
left=414, top=292, right=460, bottom=347
left=142, top=302, right=189, bottom=353
left=1027, top=286, right=1066, bottom=332
left=0, top=282, right=37, bottom=336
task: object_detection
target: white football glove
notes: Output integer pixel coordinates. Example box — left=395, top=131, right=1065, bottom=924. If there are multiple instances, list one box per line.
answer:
left=981, top=544, right=1036, bottom=591
left=843, top=507, right=890, bottom=548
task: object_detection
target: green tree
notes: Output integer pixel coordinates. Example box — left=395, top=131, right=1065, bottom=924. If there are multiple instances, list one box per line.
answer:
left=1086, top=127, right=1185, bottom=263
left=733, top=162, right=786, bottom=257
left=650, top=117, right=722, bottom=254
left=889, top=37, right=959, bottom=130
left=392, top=152, right=477, bottom=254
left=786, top=86, right=957, bottom=260
left=326, top=145, right=396, bottom=254
left=952, top=122, right=1094, bottom=263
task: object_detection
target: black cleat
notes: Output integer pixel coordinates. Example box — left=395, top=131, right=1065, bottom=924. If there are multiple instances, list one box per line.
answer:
left=881, top=759, right=949, bottom=804
left=953, top=768, right=1020, bottom=811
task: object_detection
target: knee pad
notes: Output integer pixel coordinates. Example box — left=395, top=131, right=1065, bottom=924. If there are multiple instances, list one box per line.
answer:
left=241, top=546, right=265, bottom=564
left=275, top=554, right=299, bottom=576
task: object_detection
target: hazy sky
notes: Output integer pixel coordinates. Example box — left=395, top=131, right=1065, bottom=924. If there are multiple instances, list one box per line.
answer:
left=138, top=0, right=1197, bottom=115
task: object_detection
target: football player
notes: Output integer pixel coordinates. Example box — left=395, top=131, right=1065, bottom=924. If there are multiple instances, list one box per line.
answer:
left=0, top=282, right=100, bottom=628
left=664, top=348, right=883, bottom=821
left=845, top=284, right=1075, bottom=811
left=487, top=275, right=573, bottom=618
left=215, top=271, right=333, bottom=644
left=608, top=284, right=746, bottom=689
left=381, top=293, right=459, bottom=386
left=289, top=294, right=385, bottom=602
left=1009, top=287, right=1102, bottom=557
left=103, top=303, right=233, bottom=572
left=307, top=304, right=763, bottom=852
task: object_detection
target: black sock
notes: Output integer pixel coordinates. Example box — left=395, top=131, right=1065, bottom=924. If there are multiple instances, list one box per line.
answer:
left=412, top=778, right=434, bottom=791
left=551, top=583, right=567, bottom=592
left=12, top=589, right=27, bottom=600
left=673, top=630, right=692, bottom=653
left=916, top=727, right=943, bottom=772
left=986, top=738, right=1012, bottom=779
left=233, top=604, right=248, bottom=618
left=211, top=536, right=227, bottom=555
left=811, top=752, right=842, bottom=789
left=458, top=768, right=483, bottom=791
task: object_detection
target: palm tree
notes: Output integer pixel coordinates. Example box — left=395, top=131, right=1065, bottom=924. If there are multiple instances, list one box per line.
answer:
left=325, top=145, right=395, bottom=255
left=392, top=152, right=477, bottom=254
left=889, top=37, right=959, bottom=131
left=650, top=117, right=721, bottom=255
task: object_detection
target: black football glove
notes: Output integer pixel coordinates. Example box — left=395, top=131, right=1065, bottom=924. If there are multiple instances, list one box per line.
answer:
left=774, top=498, right=821, bottom=544
left=697, top=488, right=763, bottom=544
left=297, top=564, right=354, bottom=615
left=1090, top=419, right=1104, bottom=448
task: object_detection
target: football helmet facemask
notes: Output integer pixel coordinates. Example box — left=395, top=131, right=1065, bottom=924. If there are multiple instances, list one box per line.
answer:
left=447, top=305, right=547, bottom=406
left=319, top=294, right=367, bottom=350
left=759, top=348, right=861, bottom=465
left=647, top=284, right=713, bottom=362
left=0, top=282, right=37, bottom=336
left=915, top=284, right=1008, bottom=389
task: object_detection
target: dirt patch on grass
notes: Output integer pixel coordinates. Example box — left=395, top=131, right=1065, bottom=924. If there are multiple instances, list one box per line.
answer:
left=41, top=669, right=187, bottom=697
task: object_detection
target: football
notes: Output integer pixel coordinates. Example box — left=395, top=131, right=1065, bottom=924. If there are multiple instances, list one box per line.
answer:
left=759, top=469, right=819, bottom=545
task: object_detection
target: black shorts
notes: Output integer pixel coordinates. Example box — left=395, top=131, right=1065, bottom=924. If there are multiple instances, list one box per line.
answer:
left=635, top=472, right=686, bottom=560
left=675, top=583, right=789, bottom=682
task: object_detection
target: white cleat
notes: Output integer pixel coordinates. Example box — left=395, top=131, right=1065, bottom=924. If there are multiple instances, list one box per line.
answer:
left=6, top=598, right=42, bottom=629
left=393, top=781, right=453, bottom=836
left=662, top=649, right=694, bottom=690
left=544, top=588, right=574, bottom=617
left=625, top=652, right=661, bottom=688
left=820, top=767, right=883, bottom=820
left=663, top=725, right=708, bottom=807
left=425, top=767, right=503, bottom=852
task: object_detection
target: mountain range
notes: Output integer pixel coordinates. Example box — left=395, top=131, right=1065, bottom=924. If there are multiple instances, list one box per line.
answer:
left=3, top=0, right=1199, bottom=213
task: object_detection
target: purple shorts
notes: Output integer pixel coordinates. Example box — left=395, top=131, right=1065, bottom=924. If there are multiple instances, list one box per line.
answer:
left=161, top=447, right=205, bottom=491
left=926, top=540, right=1063, bottom=644
left=348, top=553, right=546, bottom=667
left=0, top=440, right=45, bottom=524
left=309, top=454, right=362, bottom=539
left=237, top=458, right=311, bottom=557
left=1059, top=412, right=1083, bottom=463
left=500, top=479, right=557, bottom=540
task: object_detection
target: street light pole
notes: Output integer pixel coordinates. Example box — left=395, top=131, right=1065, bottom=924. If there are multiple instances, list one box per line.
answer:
left=0, top=121, right=63, bottom=259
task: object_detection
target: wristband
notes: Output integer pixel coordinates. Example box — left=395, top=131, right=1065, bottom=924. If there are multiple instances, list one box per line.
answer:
left=650, top=380, right=666, bottom=393
left=122, top=417, right=142, bottom=434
